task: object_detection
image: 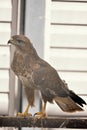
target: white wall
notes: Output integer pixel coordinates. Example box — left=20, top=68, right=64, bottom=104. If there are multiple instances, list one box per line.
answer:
left=45, top=0, right=87, bottom=116
left=0, top=0, right=12, bottom=115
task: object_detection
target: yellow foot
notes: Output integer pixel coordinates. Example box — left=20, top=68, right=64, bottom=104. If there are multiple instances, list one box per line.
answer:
left=34, top=112, right=46, bottom=118
left=17, top=112, right=32, bottom=117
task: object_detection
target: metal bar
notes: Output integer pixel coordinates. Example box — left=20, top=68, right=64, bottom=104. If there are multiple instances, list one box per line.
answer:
left=0, top=116, right=87, bottom=128
left=52, top=0, right=87, bottom=3
left=51, top=23, right=87, bottom=26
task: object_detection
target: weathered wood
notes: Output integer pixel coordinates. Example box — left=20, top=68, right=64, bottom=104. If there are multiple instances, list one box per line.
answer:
left=0, top=116, right=87, bottom=128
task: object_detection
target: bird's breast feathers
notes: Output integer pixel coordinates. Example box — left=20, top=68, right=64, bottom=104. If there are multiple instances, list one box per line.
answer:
left=18, top=74, right=40, bottom=90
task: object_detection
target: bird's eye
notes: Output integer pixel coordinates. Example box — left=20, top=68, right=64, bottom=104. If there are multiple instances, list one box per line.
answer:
left=18, top=39, right=22, bottom=43
left=17, top=40, right=25, bottom=48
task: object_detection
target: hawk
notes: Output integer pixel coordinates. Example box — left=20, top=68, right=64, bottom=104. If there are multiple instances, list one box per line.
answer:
left=8, top=35, right=86, bottom=118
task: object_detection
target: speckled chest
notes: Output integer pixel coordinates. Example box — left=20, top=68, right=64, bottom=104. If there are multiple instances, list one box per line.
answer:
left=11, top=50, right=33, bottom=82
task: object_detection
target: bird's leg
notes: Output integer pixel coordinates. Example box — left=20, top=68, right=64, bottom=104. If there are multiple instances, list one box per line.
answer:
left=34, top=102, right=46, bottom=118
left=18, top=102, right=32, bottom=117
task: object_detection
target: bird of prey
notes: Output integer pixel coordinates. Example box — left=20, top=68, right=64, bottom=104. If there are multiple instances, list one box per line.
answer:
left=8, top=35, right=86, bottom=118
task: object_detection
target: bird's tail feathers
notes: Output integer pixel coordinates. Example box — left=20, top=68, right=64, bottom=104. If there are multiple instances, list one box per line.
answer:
left=69, top=90, right=87, bottom=107
left=55, top=96, right=83, bottom=112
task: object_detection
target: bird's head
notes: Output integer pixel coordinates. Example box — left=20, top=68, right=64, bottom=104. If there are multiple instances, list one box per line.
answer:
left=8, top=35, right=36, bottom=54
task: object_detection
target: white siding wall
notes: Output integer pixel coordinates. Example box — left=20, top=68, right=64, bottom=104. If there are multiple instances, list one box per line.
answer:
left=0, top=0, right=12, bottom=115
left=44, top=0, right=87, bottom=116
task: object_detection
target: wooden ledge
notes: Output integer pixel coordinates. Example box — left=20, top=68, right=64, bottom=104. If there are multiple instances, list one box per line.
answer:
left=0, top=116, right=87, bottom=128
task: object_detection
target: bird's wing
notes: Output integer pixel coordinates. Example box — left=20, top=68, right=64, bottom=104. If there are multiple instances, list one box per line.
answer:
left=32, top=61, right=86, bottom=112
left=32, top=60, right=69, bottom=98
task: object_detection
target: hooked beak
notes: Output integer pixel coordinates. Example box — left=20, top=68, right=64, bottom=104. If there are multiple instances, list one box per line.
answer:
left=7, top=38, right=15, bottom=45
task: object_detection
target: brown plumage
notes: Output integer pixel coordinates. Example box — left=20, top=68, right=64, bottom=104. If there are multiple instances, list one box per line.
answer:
left=8, top=35, right=86, bottom=117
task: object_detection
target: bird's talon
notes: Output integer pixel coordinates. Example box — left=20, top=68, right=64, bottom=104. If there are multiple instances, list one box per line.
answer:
left=34, top=113, right=37, bottom=116
left=17, top=112, right=32, bottom=117
left=34, top=112, right=46, bottom=118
